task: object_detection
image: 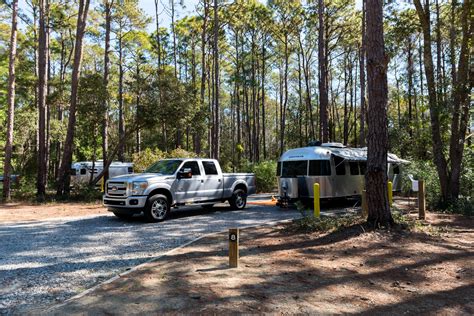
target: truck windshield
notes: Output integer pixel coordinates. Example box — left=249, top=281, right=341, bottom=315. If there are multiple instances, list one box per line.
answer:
left=144, top=160, right=183, bottom=175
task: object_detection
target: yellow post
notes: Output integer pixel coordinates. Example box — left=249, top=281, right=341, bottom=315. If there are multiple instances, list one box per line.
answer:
left=388, top=181, right=393, bottom=207
left=361, top=190, right=368, bottom=218
left=313, top=183, right=320, bottom=218
left=100, top=177, right=105, bottom=193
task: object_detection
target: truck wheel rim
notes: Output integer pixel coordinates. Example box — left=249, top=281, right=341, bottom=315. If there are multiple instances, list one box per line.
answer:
left=236, top=193, right=245, bottom=208
left=151, top=199, right=167, bottom=219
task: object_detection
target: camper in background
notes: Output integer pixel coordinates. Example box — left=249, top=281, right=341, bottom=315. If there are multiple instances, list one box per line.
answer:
left=277, top=142, right=408, bottom=206
left=70, top=161, right=134, bottom=187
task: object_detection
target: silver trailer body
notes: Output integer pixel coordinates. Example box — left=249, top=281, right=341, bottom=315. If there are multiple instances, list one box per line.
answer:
left=277, top=143, right=408, bottom=201
left=71, top=161, right=133, bottom=186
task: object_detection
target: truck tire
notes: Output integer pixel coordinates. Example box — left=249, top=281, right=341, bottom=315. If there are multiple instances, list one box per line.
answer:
left=229, top=189, right=247, bottom=210
left=144, top=194, right=170, bottom=222
left=113, top=212, right=133, bottom=220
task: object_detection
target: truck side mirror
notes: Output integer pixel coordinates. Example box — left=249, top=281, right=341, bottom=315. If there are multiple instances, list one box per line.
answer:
left=178, top=168, right=192, bottom=179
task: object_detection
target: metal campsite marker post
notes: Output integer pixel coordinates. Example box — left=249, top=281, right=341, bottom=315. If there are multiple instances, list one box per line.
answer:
left=229, top=228, right=239, bottom=268
left=418, top=180, right=426, bottom=219
left=313, top=183, right=320, bottom=218
left=388, top=181, right=393, bottom=207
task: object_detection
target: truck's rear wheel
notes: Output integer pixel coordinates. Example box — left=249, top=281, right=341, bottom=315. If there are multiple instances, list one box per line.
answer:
left=144, top=194, right=170, bottom=222
left=229, top=188, right=247, bottom=210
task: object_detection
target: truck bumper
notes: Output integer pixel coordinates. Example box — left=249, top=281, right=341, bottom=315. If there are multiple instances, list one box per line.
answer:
left=103, top=195, right=147, bottom=211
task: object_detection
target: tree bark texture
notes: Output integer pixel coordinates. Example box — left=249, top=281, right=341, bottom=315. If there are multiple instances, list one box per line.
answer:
left=2, top=0, right=18, bottom=201
left=365, top=0, right=392, bottom=227
left=57, top=0, right=90, bottom=196
left=318, top=0, right=329, bottom=143
left=37, top=0, right=49, bottom=200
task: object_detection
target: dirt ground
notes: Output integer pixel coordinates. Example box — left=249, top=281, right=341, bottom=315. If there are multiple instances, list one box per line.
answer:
left=0, top=201, right=107, bottom=222
left=43, top=210, right=473, bottom=315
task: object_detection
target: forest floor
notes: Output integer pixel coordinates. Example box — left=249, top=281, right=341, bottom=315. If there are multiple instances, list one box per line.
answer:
left=43, top=207, right=473, bottom=315
left=0, top=201, right=107, bottom=222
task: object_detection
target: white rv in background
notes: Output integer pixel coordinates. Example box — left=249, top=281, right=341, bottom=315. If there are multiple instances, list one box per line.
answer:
left=70, top=161, right=134, bottom=186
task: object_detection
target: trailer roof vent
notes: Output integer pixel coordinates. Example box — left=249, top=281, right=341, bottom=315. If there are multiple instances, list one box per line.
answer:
left=307, top=140, right=322, bottom=147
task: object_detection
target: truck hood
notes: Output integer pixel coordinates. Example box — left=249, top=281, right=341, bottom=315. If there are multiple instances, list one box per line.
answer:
left=109, top=173, right=173, bottom=183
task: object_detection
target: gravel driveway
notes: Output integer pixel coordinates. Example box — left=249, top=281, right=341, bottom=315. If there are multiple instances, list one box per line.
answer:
left=0, top=203, right=301, bottom=314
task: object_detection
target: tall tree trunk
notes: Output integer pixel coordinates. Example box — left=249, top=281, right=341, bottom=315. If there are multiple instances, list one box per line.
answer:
left=261, top=43, right=267, bottom=160
left=153, top=0, right=162, bottom=68
left=2, top=0, right=18, bottom=201
left=118, top=31, right=125, bottom=161
left=102, top=0, right=113, bottom=183
left=56, top=0, right=91, bottom=196
left=365, top=0, right=392, bottom=227
left=212, top=0, right=220, bottom=160
left=407, top=36, right=414, bottom=136
left=359, top=0, right=366, bottom=147
left=37, top=0, right=49, bottom=201
left=279, top=34, right=289, bottom=155
left=414, top=0, right=449, bottom=201
left=318, top=0, right=329, bottom=142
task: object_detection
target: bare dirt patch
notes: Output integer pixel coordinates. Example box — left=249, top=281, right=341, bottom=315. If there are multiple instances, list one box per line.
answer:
left=46, top=211, right=473, bottom=315
left=0, top=202, right=107, bottom=222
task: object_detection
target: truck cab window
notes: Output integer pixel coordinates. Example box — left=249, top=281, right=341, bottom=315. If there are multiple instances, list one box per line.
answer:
left=202, top=161, right=218, bottom=175
left=182, top=161, right=201, bottom=175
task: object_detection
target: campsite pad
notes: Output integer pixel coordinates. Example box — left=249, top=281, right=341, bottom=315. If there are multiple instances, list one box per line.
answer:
left=42, top=211, right=473, bottom=315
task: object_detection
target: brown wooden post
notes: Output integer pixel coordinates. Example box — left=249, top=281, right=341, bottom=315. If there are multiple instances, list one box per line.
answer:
left=418, top=180, right=425, bottom=219
left=361, top=190, right=368, bottom=218
left=229, top=228, right=239, bottom=268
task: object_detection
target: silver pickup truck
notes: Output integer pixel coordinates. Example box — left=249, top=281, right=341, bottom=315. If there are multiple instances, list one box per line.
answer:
left=103, top=158, right=256, bottom=222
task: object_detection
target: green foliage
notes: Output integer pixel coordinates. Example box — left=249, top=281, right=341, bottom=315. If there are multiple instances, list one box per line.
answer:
left=132, top=148, right=166, bottom=173
left=403, top=149, right=474, bottom=216
left=132, top=148, right=199, bottom=173
left=238, top=160, right=277, bottom=193
left=288, top=212, right=363, bottom=234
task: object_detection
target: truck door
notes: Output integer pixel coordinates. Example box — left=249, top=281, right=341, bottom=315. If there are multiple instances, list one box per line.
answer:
left=201, top=160, right=224, bottom=201
left=175, top=160, right=204, bottom=203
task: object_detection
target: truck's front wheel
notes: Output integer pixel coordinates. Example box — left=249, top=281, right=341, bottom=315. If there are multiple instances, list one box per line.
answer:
left=229, top=189, right=247, bottom=210
left=144, top=194, right=170, bottom=222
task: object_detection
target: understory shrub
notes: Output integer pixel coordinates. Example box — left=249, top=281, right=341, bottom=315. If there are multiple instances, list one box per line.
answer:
left=239, top=160, right=277, bottom=193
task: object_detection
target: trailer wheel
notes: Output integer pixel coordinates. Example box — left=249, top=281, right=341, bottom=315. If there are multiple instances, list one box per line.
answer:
left=229, top=189, right=247, bottom=210
left=144, top=194, right=170, bottom=222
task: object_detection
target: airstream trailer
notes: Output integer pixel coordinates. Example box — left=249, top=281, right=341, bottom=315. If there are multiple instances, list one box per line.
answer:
left=277, top=143, right=408, bottom=204
left=70, top=161, right=134, bottom=186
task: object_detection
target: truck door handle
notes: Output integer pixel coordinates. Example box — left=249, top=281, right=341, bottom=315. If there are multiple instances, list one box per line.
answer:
left=201, top=180, right=204, bottom=183
left=218, top=179, right=221, bottom=182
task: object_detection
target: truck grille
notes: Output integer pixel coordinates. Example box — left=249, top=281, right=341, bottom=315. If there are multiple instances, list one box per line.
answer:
left=107, top=181, right=128, bottom=197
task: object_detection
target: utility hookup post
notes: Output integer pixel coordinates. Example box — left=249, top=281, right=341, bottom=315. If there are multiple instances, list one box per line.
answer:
left=229, top=228, right=239, bottom=268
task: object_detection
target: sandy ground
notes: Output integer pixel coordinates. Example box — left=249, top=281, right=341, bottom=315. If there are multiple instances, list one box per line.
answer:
left=0, top=202, right=107, bottom=222
left=41, top=210, right=473, bottom=315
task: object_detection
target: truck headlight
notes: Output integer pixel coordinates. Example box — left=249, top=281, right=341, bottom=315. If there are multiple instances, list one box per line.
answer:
left=131, top=181, right=148, bottom=196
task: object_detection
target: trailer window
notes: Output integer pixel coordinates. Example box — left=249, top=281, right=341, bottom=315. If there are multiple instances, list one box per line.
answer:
left=202, top=161, right=218, bottom=175
left=309, top=160, right=331, bottom=176
left=128, top=167, right=133, bottom=173
left=349, top=162, right=359, bottom=175
left=80, top=169, right=87, bottom=175
left=359, top=162, right=367, bottom=175
left=393, top=165, right=400, bottom=174
left=277, top=162, right=282, bottom=176
left=282, top=160, right=308, bottom=177
left=333, top=156, right=346, bottom=175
